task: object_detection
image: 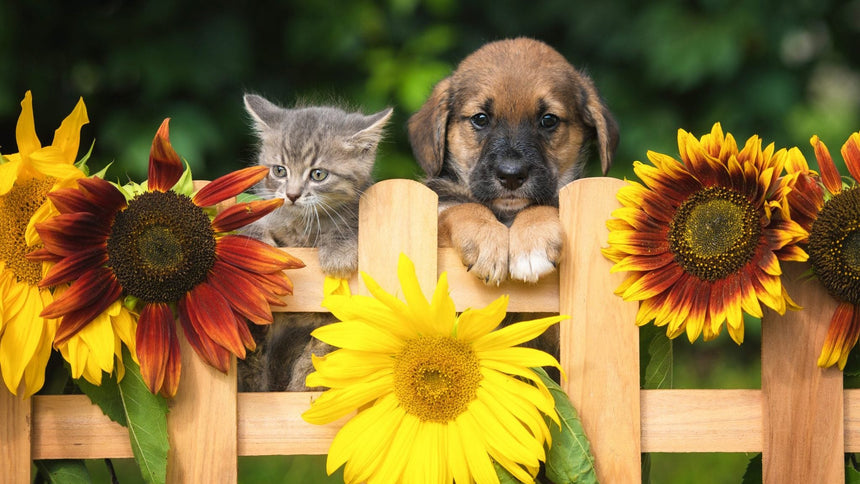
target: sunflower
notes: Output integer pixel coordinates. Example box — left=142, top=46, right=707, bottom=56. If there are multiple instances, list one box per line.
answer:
left=0, top=90, right=96, bottom=396
left=34, top=118, right=304, bottom=397
left=797, top=131, right=860, bottom=369
left=603, top=123, right=808, bottom=344
left=302, top=254, right=564, bottom=484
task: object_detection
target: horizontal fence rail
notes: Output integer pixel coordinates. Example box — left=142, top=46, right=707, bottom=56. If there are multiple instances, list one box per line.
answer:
left=0, top=178, right=850, bottom=483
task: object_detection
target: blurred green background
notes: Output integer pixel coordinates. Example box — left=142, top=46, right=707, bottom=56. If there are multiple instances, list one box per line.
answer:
left=7, top=0, right=860, bottom=482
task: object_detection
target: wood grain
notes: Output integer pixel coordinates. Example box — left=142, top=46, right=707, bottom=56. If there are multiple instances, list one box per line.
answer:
left=762, top=262, right=844, bottom=483
left=1, top=387, right=31, bottom=480
left=357, top=179, right=439, bottom=296
left=641, top=389, right=761, bottom=452
left=559, top=177, right=642, bottom=483
left=166, top=334, right=238, bottom=483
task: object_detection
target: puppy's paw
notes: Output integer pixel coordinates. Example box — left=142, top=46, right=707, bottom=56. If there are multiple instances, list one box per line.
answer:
left=459, top=228, right=509, bottom=285
left=441, top=203, right=510, bottom=285
left=508, top=206, right=563, bottom=283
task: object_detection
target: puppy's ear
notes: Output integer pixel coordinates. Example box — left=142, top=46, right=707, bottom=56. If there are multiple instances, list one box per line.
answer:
left=408, top=77, right=451, bottom=177
left=577, top=77, right=619, bottom=175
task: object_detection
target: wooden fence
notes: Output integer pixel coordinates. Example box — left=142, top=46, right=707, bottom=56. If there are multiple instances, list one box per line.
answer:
left=0, top=177, right=854, bottom=483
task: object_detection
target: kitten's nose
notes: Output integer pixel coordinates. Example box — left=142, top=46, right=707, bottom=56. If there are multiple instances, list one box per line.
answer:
left=286, top=192, right=300, bottom=203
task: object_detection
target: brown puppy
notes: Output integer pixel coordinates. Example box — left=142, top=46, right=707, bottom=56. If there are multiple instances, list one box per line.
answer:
left=408, top=37, right=619, bottom=285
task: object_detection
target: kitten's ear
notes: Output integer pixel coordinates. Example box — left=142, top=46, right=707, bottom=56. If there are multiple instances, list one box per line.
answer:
left=348, top=107, right=394, bottom=151
left=244, top=94, right=283, bottom=130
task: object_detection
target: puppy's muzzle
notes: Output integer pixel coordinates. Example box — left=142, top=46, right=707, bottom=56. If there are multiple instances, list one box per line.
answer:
left=496, top=159, right=529, bottom=190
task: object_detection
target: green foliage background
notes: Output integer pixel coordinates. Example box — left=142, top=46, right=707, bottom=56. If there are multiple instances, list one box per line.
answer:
left=7, top=0, right=860, bottom=482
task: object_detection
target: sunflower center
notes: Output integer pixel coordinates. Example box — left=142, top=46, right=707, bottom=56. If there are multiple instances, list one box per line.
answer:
left=393, top=335, right=482, bottom=423
left=668, top=186, right=761, bottom=282
left=106, top=190, right=216, bottom=303
left=0, top=177, right=54, bottom=285
left=808, top=188, right=860, bottom=305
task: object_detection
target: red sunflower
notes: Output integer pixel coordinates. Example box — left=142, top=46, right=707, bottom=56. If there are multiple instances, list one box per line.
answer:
left=33, top=119, right=304, bottom=396
left=603, top=123, right=808, bottom=343
left=800, top=132, right=860, bottom=369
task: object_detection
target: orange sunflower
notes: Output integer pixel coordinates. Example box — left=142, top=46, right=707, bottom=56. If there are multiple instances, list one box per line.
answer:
left=33, top=119, right=304, bottom=396
left=800, top=131, right=860, bottom=369
left=603, top=123, right=808, bottom=343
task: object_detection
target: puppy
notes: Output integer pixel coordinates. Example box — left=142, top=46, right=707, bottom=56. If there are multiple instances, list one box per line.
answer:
left=408, top=37, right=619, bottom=285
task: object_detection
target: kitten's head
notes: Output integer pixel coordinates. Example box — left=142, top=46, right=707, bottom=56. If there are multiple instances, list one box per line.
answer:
left=243, top=94, right=393, bottom=212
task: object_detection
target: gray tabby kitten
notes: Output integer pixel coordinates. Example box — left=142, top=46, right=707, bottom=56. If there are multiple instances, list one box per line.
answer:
left=238, top=94, right=392, bottom=391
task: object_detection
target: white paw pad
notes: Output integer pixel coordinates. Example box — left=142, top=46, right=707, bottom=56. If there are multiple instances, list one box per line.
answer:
left=509, top=250, right=556, bottom=283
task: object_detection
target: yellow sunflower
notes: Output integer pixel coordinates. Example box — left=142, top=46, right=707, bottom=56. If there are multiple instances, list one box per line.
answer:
left=798, top=131, right=860, bottom=369
left=603, top=123, right=808, bottom=344
left=302, top=254, right=564, bottom=484
left=0, top=91, right=103, bottom=396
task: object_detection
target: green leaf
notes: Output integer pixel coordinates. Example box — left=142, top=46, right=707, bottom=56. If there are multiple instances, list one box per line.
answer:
left=75, top=370, right=126, bottom=426
left=34, top=459, right=92, bottom=483
left=91, top=161, right=113, bottom=180
left=118, top=346, right=170, bottom=484
left=493, top=460, right=521, bottom=484
left=74, top=140, right=96, bottom=175
left=534, top=367, right=598, bottom=484
left=642, top=324, right=672, bottom=390
left=172, top=162, right=194, bottom=196
left=848, top=454, right=860, bottom=483
left=741, top=453, right=762, bottom=484
left=236, top=191, right=262, bottom=203
left=76, top=348, right=169, bottom=484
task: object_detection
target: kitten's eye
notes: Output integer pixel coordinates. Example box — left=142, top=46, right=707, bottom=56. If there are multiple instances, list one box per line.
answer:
left=540, top=114, right=560, bottom=129
left=272, top=165, right=287, bottom=178
left=470, top=113, right=490, bottom=129
left=310, top=168, right=328, bottom=181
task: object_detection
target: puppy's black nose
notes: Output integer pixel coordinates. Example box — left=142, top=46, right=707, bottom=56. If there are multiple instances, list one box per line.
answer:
left=495, top=160, right=528, bottom=190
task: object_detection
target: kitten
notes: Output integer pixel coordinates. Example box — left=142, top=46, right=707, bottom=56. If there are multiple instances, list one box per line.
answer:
left=237, top=94, right=393, bottom=391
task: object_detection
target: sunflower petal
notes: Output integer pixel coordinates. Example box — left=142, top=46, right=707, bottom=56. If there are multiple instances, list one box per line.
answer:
left=818, top=302, right=860, bottom=370
left=216, top=234, right=305, bottom=272
left=147, top=119, right=184, bottom=192
left=455, top=295, right=509, bottom=342
left=159, top=326, right=182, bottom=398
left=15, top=91, right=41, bottom=156
left=192, top=165, right=269, bottom=207
left=472, top=315, right=565, bottom=352
left=302, top=373, right=394, bottom=424
left=51, top=97, right=89, bottom=163
left=311, top=321, right=403, bottom=353
left=177, top=293, right=235, bottom=372
left=39, top=247, right=108, bottom=287
left=621, top=262, right=684, bottom=300
left=206, top=265, right=274, bottom=326
left=211, top=198, right=284, bottom=233
left=48, top=268, right=123, bottom=344
left=0, top=285, right=46, bottom=394
left=36, top=212, right=109, bottom=256
left=135, top=302, right=174, bottom=394
left=182, top=282, right=246, bottom=358
left=812, top=135, right=843, bottom=194
left=842, top=132, right=860, bottom=183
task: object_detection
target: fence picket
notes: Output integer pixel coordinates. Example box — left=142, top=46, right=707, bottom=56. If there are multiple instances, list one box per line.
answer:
left=560, top=178, right=642, bottom=482
left=1, top=387, right=30, bottom=482
left=762, top=262, right=844, bottom=483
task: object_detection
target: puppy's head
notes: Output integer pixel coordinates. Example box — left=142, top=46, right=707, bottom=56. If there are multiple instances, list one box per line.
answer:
left=408, top=38, right=619, bottom=221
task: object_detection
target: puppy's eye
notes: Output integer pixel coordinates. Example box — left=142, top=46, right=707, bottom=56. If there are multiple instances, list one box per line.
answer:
left=540, top=114, right=560, bottom=129
left=310, top=168, right=329, bottom=181
left=470, top=113, right=490, bottom=129
left=272, top=165, right=287, bottom=178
